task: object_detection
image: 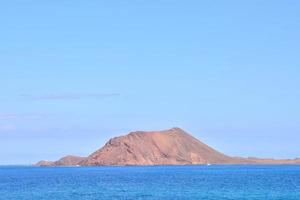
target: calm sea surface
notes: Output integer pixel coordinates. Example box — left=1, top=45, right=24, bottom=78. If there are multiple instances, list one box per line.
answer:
left=0, top=165, right=300, bottom=200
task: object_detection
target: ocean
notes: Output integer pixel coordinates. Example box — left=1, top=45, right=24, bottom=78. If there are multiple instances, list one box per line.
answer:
left=0, top=165, right=299, bottom=200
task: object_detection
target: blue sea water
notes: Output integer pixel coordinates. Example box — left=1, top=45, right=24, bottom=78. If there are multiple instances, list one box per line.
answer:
left=0, top=165, right=300, bottom=200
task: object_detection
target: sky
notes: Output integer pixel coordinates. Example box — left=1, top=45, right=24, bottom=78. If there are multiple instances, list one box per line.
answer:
left=0, top=1, right=300, bottom=164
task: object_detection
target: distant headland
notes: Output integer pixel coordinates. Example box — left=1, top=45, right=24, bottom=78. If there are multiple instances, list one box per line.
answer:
left=36, top=127, right=300, bottom=166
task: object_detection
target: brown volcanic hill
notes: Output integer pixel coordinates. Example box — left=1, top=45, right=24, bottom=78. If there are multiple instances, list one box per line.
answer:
left=36, top=155, right=86, bottom=166
left=54, top=155, right=86, bottom=166
left=82, top=127, right=236, bottom=165
left=36, top=127, right=300, bottom=166
left=36, top=160, right=55, bottom=166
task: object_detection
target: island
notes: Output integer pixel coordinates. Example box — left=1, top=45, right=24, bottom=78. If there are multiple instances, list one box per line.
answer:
left=36, top=127, right=300, bottom=166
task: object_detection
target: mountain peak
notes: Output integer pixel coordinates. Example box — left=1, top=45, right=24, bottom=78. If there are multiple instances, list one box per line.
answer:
left=169, top=127, right=184, bottom=132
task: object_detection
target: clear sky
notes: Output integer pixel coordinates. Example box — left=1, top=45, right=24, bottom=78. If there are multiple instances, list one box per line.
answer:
left=1, top=1, right=300, bottom=164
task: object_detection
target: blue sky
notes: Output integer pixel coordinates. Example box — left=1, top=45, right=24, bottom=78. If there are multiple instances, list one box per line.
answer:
left=0, top=1, right=300, bottom=164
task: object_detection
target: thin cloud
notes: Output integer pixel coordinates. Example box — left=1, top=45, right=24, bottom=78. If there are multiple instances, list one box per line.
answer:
left=0, top=125, right=16, bottom=131
left=0, top=113, right=48, bottom=120
left=21, top=93, right=120, bottom=100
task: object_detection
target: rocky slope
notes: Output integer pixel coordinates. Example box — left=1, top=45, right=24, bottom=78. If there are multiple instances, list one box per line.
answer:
left=36, top=155, right=86, bottom=166
left=36, top=127, right=300, bottom=166
left=54, top=155, right=86, bottom=166
left=36, top=160, right=55, bottom=166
